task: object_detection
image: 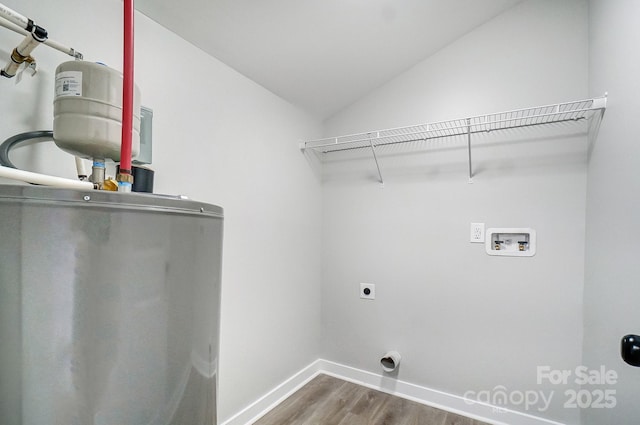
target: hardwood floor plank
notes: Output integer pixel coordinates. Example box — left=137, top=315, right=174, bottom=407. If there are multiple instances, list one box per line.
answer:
left=253, top=374, right=490, bottom=425
left=404, top=401, right=447, bottom=425
left=443, top=412, right=475, bottom=425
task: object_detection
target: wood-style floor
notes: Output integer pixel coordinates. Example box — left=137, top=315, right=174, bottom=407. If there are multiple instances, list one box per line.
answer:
left=253, top=374, right=490, bottom=425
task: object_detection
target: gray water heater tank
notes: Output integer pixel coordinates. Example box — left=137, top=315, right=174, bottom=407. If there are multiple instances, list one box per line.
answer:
left=0, top=185, right=223, bottom=425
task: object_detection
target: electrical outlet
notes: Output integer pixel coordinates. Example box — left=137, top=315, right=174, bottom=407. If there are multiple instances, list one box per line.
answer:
left=470, top=222, right=485, bottom=243
left=360, top=283, right=375, bottom=300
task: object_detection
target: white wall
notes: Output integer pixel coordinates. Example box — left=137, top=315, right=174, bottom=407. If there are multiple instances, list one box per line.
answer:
left=9, top=1, right=639, bottom=424
left=320, top=1, right=588, bottom=424
left=583, top=1, right=640, bottom=424
left=0, top=0, right=323, bottom=422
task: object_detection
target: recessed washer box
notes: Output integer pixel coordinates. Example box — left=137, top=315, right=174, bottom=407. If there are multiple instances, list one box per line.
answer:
left=486, top=228, right=536, bottom=257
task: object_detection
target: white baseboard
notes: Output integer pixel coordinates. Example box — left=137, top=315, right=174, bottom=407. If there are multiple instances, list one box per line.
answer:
left=219, top=360, right=323, bottom=425
left=317, top=359, right=566, bottom=425
left=221, top=358, right=566, bottom=425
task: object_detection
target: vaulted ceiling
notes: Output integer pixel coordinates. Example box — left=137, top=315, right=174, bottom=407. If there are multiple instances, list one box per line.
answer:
left=135, top=0, right=521, bottom=119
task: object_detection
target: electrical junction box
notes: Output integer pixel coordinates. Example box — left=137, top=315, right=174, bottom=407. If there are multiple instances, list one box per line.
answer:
left=133, top=106, right=153, bottom=165
left=486, top=228, right=536, bottom=257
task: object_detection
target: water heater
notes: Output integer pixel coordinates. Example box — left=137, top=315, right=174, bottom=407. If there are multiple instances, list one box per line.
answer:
left=0, top=185, right=223, bottom=425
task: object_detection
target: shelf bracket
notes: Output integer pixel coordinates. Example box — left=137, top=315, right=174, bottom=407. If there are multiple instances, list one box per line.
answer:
left=368, top=136, right=384, bottom=185
left=467, top=118, right=473, bottom=183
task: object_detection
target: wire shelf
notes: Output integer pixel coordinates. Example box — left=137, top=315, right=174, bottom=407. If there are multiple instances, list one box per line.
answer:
left=301, top=96, right=607, bottom=184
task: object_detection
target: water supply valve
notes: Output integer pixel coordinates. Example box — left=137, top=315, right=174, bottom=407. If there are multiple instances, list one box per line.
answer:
left=486, top=228, right=536, bottom=257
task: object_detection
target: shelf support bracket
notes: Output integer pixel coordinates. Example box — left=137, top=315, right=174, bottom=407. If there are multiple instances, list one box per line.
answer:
left=467, top=118, right=473, bottom=183
left=368, top=137, right=384, bottom=186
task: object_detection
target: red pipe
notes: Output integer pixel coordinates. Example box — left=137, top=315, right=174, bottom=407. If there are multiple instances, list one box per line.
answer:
left=119, top=0, right=134, bottom=188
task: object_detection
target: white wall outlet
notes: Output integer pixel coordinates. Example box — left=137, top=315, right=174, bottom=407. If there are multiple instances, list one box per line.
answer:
left=360, top=283, right=375, bottom=300
left=470, top=222, right=485, bottom=243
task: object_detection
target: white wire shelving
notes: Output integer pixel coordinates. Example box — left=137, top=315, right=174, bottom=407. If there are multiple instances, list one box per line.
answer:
left=301, top=95, right=607, bottom=184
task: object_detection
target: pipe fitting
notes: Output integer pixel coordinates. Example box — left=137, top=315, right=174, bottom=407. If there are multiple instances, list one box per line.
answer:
left=116, top=172, right=133, bottom=184
left=116, top=171, right=134, bottom=193
left=2, top=30, right=45, bottom=77
left=32, top=25, right=48, bottom=42
left=380, top=351, right=401, bottom=373
left=91, top=159, right=106, bottom=189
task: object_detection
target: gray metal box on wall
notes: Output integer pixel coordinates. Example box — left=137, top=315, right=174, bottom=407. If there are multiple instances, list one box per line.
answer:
left=134, top=105, right=153, bottom=165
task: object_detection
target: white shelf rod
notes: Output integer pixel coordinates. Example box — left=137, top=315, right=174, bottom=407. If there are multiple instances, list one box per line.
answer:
left=304, top=97, right=606, bottom=152
left=302, top=96, right=607, bottom=184
left=306, top=107, right=594, bottom=151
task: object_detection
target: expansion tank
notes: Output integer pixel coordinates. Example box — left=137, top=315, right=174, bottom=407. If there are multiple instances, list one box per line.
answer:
left=0, top=185, right=223, bottom=425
